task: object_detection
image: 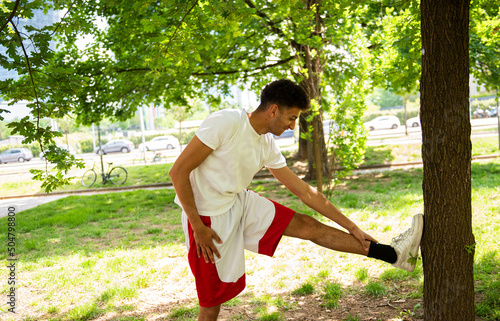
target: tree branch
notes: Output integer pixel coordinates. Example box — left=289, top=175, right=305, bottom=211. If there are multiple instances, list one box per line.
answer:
left=85, top=54, right=296, bottom=77
left=51, top=0, right=78, bottom=36
left=243, top=0, right=300, bottom=48
left=10, top=20, right=43, bottom=151
left=0, top=0, right=20, bottom=34
left=192, top=55, right=297, bottom=76
left=160, top=0, right=199, bottom=65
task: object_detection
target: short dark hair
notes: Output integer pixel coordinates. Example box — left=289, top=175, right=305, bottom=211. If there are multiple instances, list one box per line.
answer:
left=257, top=79, right=310, bottom=111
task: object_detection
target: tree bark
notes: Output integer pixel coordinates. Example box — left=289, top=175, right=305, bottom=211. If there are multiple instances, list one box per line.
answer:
left=420, top=0, right=475, bottom=320
left=296, top=0, right=328, bottom=185
left=298, top=73, right=328, bottom=184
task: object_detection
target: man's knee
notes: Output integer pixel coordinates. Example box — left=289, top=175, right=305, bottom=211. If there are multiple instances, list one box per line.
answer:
left=284, top=212, right=321, bottom=240
left=199, top=304, right=221, bottom=321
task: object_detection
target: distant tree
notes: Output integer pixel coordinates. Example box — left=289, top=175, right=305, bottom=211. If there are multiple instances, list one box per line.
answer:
left=1, top=0, right=374, bottom=192
left=57, top=114, right=76, bottom=147
left=1, top=0, right=497, bottom=193
left=167, top=98, right=204, bottom=149
left=0, top=120, right=8, bottom=140
left=470, top=0, right=500, bottom=93
left=369, top=88, right=404, bottom=109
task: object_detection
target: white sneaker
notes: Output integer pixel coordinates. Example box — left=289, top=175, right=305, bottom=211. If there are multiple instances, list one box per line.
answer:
left=391, top=213, right=424, bottom=272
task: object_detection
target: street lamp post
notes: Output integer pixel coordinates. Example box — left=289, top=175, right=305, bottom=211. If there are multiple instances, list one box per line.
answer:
left=97, top=124, right=105, bottom=182
left=139, top=105, right=147, bottom=163
left=496, top=91, right=499, bottom=150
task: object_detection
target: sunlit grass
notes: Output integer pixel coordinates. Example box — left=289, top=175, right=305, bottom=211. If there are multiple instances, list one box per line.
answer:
left=361, top=135, right=499, bottom=165
left=0, top=159, right=497, bottom=319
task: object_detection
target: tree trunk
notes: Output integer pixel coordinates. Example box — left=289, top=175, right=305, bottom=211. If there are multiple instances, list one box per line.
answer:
left=297, top=113, right=309, bottom=160
left=296, top=0, right=328, bottom=185
left=420, top=1, right=475, bottom=320
left=298, top=76, right=328, bottom=184
left=403, top=95, right=408, bottom=136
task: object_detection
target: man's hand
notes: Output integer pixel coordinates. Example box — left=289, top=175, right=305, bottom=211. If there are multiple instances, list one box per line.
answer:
left=193, top=225, right=223, bottom=264
left=350, top=226, right=378, bottom=252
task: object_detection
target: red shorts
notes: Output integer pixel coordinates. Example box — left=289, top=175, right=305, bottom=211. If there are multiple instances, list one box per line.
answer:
left=181, top=189, right=295, bottom=307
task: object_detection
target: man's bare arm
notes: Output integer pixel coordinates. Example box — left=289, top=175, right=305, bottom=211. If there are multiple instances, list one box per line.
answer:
left=169, top=136, right=222, bottom=263
left=268, top=166, right=377, bottom=250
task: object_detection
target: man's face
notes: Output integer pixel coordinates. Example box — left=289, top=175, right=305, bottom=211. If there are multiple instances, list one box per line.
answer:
left=269, top=106, right=301, bottom=136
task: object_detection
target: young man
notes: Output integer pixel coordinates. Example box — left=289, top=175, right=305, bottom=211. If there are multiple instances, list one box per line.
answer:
left=169, top=79, right=423, bottom=321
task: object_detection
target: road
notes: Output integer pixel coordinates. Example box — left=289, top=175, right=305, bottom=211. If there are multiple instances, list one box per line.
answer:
left=1, top=117, right=498, bottom=215
left=0, top=117, right=498, bottom=175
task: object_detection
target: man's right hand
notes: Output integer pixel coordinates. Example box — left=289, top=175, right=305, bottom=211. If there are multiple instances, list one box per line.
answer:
left=193, top=225, right=223, bottom=264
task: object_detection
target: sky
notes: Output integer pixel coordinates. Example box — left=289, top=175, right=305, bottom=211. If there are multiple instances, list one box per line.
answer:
left=0, top=102, right=31, bottom=122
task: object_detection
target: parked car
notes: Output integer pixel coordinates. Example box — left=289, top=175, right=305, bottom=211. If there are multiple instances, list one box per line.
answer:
left=95, top=139, right=134, bottom=154
left=323, top=119, right=341, bottom=136
left=491, top=107, right=498, bottom=117
left=0, top=148, right=33, bottom=163
left=272, top=129, right=296, bottom=142
left=40, top=144, right=77, bottom=160
left=473, top=107, right=498, bottom=119
left=138, top=136, right=180, bottom=151
left=406, top=115, right=421, bottom=127
left=364, top=115, right=401, bottom=131
left=473, top=108, right=488, bottom=118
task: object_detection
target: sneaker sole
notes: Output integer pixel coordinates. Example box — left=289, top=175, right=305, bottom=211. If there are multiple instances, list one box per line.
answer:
left=408, top=213, right=424, bottom=262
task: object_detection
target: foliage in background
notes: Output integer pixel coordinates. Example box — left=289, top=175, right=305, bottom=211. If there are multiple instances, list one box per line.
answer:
left=0, top=0, right=378, bottom=191
left=0, top=0, right=498, bottom=192
left=470, top=0, right=500, bottom=94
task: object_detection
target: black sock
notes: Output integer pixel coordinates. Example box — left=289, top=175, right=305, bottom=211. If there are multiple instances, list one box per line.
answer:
left=367, top=242, right=397, bottom=264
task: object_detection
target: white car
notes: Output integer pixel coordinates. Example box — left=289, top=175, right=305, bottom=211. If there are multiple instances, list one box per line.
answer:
left=323, top=119, right=340, bottom=136
left=364, top=115, right=401, bottom=131
left=406, top=115, right=421, bottom=127
left=139, top=136, right=180, bottom=151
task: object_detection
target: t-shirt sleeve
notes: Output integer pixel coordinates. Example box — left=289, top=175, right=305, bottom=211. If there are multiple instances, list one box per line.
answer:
left=263, top=135, right=287, bottom=169
left=195, top=111, right=237, bottom=150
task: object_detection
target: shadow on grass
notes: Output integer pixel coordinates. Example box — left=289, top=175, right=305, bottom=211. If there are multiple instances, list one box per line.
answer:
left=325, top=160, right=499, bottom=213
left=362, top=146, right=396, bottom=166
left=36, top=296, right=199, bottom=321
left=46, top=276, right=424, bottom=321
left=475, top=251, right=500, bottom=319
left=0, top=188, right=183, bottom=262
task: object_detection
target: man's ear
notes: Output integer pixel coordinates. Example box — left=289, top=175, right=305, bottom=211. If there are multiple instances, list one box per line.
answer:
left=269, top=104, right=279, bottom=118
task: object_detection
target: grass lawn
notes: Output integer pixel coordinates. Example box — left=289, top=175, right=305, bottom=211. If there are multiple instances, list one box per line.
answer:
left=0, top=162, right=174, bottom=197
left=0, top=159, right=498, bottom=320
left=1, top=136, right=498, bottom=198
left=361, top=135, right=500, bottom=166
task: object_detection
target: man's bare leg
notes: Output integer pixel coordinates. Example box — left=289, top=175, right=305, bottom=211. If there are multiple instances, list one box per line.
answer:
left=283, top=212, right=425, bottom=273
left=283, top=212, right=370, bottom=255
left=199, top=305, right=221, bottom=321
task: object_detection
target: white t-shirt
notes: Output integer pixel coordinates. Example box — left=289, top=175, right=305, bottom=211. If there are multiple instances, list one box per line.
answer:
left=175, top=109, right=287, bottom=216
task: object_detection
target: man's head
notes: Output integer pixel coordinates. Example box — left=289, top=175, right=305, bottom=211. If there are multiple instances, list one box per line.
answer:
left=253, top=79, right=310, bottom=136
left=256, top=79, right=310, bottom=112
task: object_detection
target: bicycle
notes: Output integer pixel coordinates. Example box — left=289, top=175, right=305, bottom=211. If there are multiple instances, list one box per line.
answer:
left=133, top=151, right=167, bottom=164
left=81, top=162, right=128, bottom=187
left=152, top=151, right=167, bottom=163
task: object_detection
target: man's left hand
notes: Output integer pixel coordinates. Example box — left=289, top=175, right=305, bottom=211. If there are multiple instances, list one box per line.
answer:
left=350, top=226, right=378, bottom=252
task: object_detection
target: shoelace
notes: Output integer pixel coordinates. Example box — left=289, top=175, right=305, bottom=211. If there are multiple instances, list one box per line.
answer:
left=391, top=225, right=414, bottom=244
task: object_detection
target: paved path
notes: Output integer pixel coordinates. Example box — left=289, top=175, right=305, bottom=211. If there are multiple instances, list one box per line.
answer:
left=0, top=194, right=70, bottom=217
left=1, top=152, right=498, bottom=218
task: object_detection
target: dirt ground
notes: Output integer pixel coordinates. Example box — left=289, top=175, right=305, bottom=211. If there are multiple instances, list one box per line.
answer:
left=88, top=237, right=429, bottom=321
